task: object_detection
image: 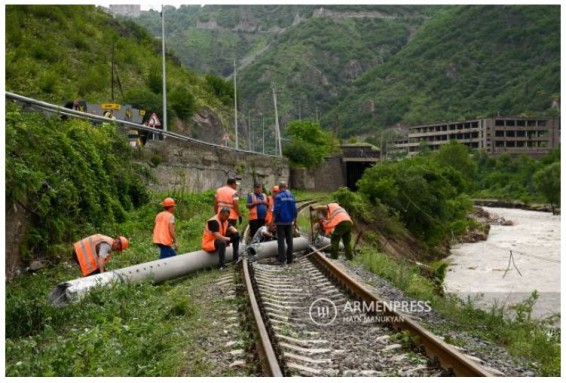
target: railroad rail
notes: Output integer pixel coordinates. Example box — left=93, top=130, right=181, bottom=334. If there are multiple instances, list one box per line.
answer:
left=239, top=202, right=494, bottom=377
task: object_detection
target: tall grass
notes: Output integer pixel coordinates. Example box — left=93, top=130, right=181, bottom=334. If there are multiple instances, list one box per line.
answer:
left=354, top=247, right=560, bottom=376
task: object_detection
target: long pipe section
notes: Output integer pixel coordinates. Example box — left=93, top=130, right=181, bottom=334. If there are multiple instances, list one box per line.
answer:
left=50, top=237, right=311, bottom=306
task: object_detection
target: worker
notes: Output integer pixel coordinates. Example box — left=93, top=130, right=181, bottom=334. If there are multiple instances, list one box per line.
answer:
left=250, top=222, right=277, bottom=245
left=246, top=182, right=268, bottom=239
left=273, top=181, right=297, bottom=265
left=315, top=203, right=354, bottom=260
left=73, top=234, right=129, bottom=277
left=202, top=207, right=241, bottom=270
left=265, top=185, right=279, bottom=226
left=153, top=197, right=178, bottom=259
left=214, top=177, right=241, bottom=226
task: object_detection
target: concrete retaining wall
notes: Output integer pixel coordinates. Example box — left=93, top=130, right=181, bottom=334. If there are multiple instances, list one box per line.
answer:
left=141, top=139, right=290, bottom=193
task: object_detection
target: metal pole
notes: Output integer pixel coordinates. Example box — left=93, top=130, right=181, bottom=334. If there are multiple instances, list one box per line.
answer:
left=161, top=5, right=168, bottom=133
left=261, top=113, right=265, bottom=154
left=233, top=57, right=238, bottom=150
left=111, top=40, right=114, bottom=102
left=271, top=83, right=281, bottom=157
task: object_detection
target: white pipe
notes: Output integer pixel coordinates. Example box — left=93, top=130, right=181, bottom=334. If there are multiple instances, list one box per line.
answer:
left=50, top=237, right=311, bottom=306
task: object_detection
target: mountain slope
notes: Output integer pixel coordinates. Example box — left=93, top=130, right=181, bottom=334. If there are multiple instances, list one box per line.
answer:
left=131, top=4, right=560, bottom=141
left=324, top=5, right=561, bottom=137
left=5, top=5, right=233, bottom=142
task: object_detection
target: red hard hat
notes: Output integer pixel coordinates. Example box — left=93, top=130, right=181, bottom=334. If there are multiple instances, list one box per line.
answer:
left=118, top=236, right=129, bottom=251
left=162, top=197, right=176, bottom=207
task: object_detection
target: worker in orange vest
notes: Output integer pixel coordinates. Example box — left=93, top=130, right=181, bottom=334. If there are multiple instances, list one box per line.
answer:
left=315, top=203, right=354, bottom=260
left=214, top=177, right=241, bottom=226
left=153, top=197, right=178, bottom=259
left=202, top=207, right=241, bottom=270
left=265, top=185, right=279, bottom=226
left=73, top=234, right=129, bottom=276
left=246, top=182, right=268, bottom=239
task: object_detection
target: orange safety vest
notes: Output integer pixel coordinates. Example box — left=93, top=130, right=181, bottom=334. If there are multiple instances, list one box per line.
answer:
left=248, top=193, right=267, bottom=220
left=216, top=186, right=238, bottom=220
left=153, top=211, right=174, bottom=246
left=202, top=214, right=229, bottom=252
left=323, top=203, right=352, bottom=235
left=73, top=234, right=115, bottom=276
left=265, top=195, right=275, bottom=224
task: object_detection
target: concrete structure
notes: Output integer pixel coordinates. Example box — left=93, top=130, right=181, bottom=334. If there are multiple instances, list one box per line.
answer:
left=290, top=144, right=380, bottom=191
left=394, top=116, right=560, bottom=158
left=142, top=138, right=289, bottom=193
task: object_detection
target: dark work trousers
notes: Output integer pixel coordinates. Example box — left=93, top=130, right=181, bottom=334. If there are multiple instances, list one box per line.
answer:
left=213, top=232, right=240, bottom=268
left=276, top=224, right=294, bottom=263
left=249, top=218, right=266, bottom=239
left=331, top=221, right=353, bottom=260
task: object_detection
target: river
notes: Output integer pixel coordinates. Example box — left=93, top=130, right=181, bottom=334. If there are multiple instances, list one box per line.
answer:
left=444, top=207, right=561, bottom=324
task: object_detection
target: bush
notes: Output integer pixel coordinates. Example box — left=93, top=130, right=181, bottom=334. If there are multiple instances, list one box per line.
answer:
left=6, top=109, right=150, bottom=263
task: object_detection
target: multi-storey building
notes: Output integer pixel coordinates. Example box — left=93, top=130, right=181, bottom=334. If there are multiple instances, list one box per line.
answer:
left=393, top=116, right=560, bottom=158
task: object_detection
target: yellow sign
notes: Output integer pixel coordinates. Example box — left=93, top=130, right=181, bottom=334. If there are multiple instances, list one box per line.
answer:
left=101, top=103, right=121, bottom=110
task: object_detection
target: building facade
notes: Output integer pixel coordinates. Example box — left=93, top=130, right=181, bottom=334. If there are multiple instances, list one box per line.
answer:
left=393, top=116, right=560, bottom=158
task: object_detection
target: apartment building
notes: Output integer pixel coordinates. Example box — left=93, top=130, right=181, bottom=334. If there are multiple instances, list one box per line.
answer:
left=393, top=116, right=560, bottom=158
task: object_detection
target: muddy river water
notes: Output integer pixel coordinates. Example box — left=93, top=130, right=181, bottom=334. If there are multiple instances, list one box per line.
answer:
left=444, top=207, right=561, bottom=323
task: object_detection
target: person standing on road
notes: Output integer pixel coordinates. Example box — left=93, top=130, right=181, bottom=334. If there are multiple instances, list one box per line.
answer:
left=73, top=234, right=129, bottom=276
left=214, top=177, right=241, bottom=227
left=315, top=203, right=354, bottom=260
left=246, top=182, right=268, bottom=239
left=202, top=207, right=241, bottom=270
left=153, top=197, right=179, bottom=259
left=273, top=181, right=297, bottom=265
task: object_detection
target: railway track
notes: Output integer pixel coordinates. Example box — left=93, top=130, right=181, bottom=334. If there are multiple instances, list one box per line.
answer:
left=237, top=202, right=495, bottom=377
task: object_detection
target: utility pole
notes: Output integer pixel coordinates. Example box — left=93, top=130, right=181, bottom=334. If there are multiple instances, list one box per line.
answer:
left=111, top=40, right=114, bottom=101
left=233, top=57, right=238, bottom=150
left=261, top=112, right=265, bottom=154
left=161, top=5, right=167, bottom=133
left=271, top=83, right=281, bottom=157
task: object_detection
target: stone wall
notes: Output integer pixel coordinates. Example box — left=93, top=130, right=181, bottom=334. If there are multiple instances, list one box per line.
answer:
left=289, top=156, right=345, bottom=192
left=142, top=138, right=290, bottom=194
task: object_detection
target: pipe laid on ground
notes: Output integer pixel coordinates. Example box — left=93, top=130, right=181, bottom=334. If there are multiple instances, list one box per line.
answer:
left=50, top=237, right=311, bottom=306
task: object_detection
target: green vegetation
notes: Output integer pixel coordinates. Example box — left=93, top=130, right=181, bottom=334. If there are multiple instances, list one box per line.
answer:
left=133, top=5, right=559, bottom=141
left=358, top=143, right=475, bottom=247
left=5, top=106, right=149, bottom=262
left=354, top=249, right=560, bottom=376
left=324, top=5, right=560, bottom=137
left=473, top=147, right=561, bottom=206
left=5, top=186, right=253, bottom=377
left=282, top=120, right=339, bottom=169
left=5, top=5, right=231, bottom=138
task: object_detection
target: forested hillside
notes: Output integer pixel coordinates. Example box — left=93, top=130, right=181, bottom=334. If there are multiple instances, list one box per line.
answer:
left=325, top=5, right=560, bottom=138
left=130, top=4, right=560, bottom=141
left=5, top=5, right=234, bottom=141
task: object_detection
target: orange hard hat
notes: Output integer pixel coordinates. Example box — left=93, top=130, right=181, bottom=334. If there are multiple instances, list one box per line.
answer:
left=162, top=197, right=176, bottom=207
left=118, top=236, right=129, bottom=251
left=272, top=186, right=279, bottom=193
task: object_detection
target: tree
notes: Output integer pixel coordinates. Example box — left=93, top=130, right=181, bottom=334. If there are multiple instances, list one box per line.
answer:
left=282, top=120, right=338, bottom=169
left=533, top=162, right=560, bottom=214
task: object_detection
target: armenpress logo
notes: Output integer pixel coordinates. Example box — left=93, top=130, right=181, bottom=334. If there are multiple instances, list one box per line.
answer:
left=309, top=297, right=337, bottom=326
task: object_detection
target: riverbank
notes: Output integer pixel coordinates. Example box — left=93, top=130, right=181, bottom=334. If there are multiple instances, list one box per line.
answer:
left=444, top=207, right=560, bottom=324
